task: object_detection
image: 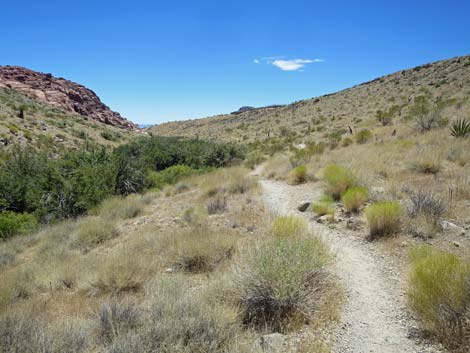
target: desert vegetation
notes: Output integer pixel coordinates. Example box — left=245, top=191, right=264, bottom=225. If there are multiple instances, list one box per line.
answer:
left=0, top=166, right=339, bottom=352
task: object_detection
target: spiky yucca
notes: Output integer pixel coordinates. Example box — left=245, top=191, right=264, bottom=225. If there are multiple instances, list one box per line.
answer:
left=450, top=118, right=470, bottom=138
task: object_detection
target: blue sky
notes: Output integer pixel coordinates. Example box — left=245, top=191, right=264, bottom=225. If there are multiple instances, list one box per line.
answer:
left=1, top=0, right=469, bottom=124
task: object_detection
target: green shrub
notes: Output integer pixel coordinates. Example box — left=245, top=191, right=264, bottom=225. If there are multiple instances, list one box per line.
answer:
left=288, top=165, right=307, bottom=184
left=272, top=216, right=308, bottom=238
left=365, top=201, right=402, bottom=239
left=147, top=165, right=196, bottom=189
left=408, top=246, right=470, bottom=350
left=355, top=129, right=372, bottom=144
left=323, top=165, right=357, bottom=200
left=232, top=230, right=329, bottom=332
left=341, top=186, right=368, bottom=212
left=0, top=211, right=38, bottom=240
left=312, top=195, right=335, bottom=217
left=74, top=217, right=119, bottom=250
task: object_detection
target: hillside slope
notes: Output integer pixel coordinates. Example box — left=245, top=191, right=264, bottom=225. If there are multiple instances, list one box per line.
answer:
left=0, top=66, right=139, bottom=149
left=150, top=55, right=470, bottom=143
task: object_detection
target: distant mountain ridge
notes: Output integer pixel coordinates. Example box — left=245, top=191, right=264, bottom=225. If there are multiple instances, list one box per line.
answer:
left=0, top=66, right=137, bottom=130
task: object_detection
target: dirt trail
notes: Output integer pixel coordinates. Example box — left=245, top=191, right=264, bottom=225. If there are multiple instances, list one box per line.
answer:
left=256, top=176, right=440, bottom=353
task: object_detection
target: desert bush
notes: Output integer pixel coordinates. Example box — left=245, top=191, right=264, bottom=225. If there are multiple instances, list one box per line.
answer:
left=312, top=195, right=335, bottom=217
left=107, top=276, right=238, bottom=353
left=415, top=109, right=443, bottom=132
left=165, top=227, right=236, bottom=273
left=355, top=129, right=372, bottom=144
left=365, top=201, right=402, bottom=239
left=183, top=205, right=207, bottom=225
left=207, top=196, right=227, bottom=214
left=323, top=165, right=357, bottom=200
left=74, top=217, right=119, bottom=250
left=407, top=190, right=447, bottom=220
left=287, top=165, right=307, bottom=185
left=96, top=301, right=142, bottom=344
left=0, top=314, right=88, bottom=353
left=94, top=195, right=143, bottom=220
left=450, top=118, right=470, bottom=138
left=411, top=147, right=442, bottom=174
left=272, top=215, right=308, bottom=238
left=341, top=137, right=353, bottom=147
left=232, top=231, right=330, bottom=332
left=341, top=186, right=368, bottom=212
left=91, top=251, right=141, bottom=294
left=0, top=211, right=37, bottom=240
left=408, top=246, right=470, bottom=350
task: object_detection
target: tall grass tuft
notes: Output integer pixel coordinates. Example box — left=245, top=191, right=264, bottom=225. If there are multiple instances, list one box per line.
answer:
left=323, top=165, right=357, bottom=200
left=232, top=217, right=330, bottom=332
left=365, top=201, right=402, bottom=239
left=271, top=215, right=308, bottom=238
left=341, top=186, right=368, bottom=212
left=408, top=245, right=470, bottom=350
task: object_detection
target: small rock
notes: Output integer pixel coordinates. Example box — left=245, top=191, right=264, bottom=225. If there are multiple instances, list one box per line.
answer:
left=453, top=241, right=461, bottom=248
left=297, top=202, right=311, bottom=212
left=252, top=333, right=286, bottom=353
left=164, top=268, right=174, bottom=273
left=441, top=220, right=461, bottom=231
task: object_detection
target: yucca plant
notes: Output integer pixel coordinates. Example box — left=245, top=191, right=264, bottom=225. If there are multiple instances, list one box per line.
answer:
left=450, top=118, right=470, bottom=138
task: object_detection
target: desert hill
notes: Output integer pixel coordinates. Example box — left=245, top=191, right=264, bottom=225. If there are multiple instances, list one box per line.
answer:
left=0, top=66, right=139, bottom=149
left=150, top=55, right=470, bottom=143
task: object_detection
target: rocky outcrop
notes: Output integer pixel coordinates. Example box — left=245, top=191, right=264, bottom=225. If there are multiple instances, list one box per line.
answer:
left=0, top=66, right=138, bottom=130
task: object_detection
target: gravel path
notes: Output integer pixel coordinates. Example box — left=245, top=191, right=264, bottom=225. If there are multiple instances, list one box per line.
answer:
left=257, top=177, right=441, bottom=353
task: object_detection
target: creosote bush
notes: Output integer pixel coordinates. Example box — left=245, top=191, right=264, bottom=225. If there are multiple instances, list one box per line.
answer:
left=365, top=201, right=402, bottom=239
left=408, top=246, right=470, bottom=351
left=288, top=165, right=307, bottom=185
left=341, top=186, right=368, bottom=212
left=323, top=165, right=357, bottom=200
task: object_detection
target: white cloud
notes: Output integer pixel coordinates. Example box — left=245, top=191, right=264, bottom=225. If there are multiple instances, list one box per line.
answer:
left=253, top=59, right=260, bottom=64
left=271, top=58, right=323, bottom=71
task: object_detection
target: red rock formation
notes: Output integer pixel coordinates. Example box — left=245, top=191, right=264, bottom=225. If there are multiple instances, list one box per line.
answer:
left=0, top=66, right=138, bottom=130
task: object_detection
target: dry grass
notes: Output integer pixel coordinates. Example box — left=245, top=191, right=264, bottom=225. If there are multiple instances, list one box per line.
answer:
left=73, top=217, right=119, bottom=250
left=162, top=226, right=237, bottom=273
left=94, top=194, right=145, bottom=220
